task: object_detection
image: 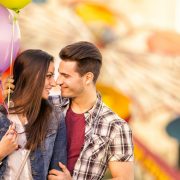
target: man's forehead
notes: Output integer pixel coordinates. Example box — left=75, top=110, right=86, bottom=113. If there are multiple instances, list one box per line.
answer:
left=59, top=60, right=77, bottom=65
left=58, top=60, right=78, bottom=74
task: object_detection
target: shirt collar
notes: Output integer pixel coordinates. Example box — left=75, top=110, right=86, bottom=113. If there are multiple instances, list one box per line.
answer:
left=84, top=92, right=103, bottom=125
left=62, top=92, right=103, bottom=125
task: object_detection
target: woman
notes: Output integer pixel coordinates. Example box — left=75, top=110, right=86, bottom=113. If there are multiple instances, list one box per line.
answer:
left=0, top=49, right=67, bottom=179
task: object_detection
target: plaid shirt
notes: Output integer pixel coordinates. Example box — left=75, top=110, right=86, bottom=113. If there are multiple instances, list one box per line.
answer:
left=49, top=93, right=133, bottom=180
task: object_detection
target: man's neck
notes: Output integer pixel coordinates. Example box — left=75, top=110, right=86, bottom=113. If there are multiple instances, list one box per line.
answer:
left=70, top=88, right=97, bottom=114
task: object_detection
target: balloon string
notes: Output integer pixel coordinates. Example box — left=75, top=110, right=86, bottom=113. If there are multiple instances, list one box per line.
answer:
left=7, top=13, right=16, bottom=109
left=0, top=78, right=3, bottom=101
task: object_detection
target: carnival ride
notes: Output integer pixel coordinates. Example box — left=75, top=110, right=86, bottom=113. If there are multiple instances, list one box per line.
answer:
left=0, top=0, right=180, bottom=179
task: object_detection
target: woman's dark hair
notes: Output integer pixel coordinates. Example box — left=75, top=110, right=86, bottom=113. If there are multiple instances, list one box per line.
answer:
left=10, top=49, right=54, bottom=151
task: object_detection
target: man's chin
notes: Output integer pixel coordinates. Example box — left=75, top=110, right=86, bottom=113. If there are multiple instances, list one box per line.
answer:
left=61, top=92, right=70, bottom=98
left=61, top=93, right=74, bottom=99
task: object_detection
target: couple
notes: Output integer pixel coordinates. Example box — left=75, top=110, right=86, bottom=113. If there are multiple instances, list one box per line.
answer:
left=0, top=41, right=134, bottom=180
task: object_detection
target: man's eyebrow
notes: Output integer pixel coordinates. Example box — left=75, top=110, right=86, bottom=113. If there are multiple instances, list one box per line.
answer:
left=60, top=72, right=69, bottom=76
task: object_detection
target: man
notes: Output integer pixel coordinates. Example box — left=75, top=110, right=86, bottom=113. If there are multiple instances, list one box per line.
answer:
left=3, top=41, right=134, bottom=180
left=48, top=41, right=134, bottom=180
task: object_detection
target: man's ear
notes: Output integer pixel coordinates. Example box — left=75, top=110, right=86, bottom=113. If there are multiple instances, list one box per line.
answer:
left=85, top=72, right=94, bottom=85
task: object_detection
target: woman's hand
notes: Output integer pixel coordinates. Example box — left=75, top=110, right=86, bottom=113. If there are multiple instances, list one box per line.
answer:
left=0, top=123, right=18, bottom=161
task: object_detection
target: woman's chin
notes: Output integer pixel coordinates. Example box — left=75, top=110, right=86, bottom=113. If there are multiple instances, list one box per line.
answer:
left=42, top=94, right=49, bottom=100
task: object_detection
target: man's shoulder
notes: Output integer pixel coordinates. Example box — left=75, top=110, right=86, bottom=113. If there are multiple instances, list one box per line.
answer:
left=99, top=103, right=130, bottom=128
left=100, top=103, right=123, bottom=121
left=92, top=102, right=132, bottom=139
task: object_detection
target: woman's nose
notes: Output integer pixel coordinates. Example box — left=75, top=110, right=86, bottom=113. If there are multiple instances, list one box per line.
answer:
left=50, top=78, right=56, bottom=87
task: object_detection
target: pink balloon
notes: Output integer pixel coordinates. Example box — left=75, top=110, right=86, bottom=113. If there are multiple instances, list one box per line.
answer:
left=0, top=4, right=20, bottom=74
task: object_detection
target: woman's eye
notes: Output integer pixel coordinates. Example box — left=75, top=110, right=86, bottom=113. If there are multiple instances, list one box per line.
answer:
left=46, top=74, right=54, bottom=79
left=46, top=75, right=51, bottom=78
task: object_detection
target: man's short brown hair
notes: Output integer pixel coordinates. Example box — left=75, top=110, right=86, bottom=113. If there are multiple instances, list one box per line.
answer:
left=59, top=41, right=102, bottom=83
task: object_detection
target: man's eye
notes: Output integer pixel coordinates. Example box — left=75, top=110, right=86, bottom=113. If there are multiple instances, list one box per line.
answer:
left=64, top=74, right=69, bottom=78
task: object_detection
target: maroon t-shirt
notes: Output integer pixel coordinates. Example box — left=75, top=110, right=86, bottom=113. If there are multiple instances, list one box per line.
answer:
left=65, top=107, right=85, bottom=174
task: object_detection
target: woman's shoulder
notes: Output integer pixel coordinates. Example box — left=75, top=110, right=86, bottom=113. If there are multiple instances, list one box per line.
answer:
left=0, top=105, right=8, bottom=114
left=0, top=105, right=10, bottom=128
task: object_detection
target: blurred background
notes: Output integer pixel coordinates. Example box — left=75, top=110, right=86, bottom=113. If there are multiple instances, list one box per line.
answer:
left=1, top=0, right=180, bottom=179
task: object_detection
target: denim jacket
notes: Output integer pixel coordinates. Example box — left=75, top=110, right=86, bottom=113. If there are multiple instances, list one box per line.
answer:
left=0, top=102, right=67, bottom=180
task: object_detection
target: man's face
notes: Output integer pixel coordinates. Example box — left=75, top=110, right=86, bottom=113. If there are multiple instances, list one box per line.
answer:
left=56, top=60, right=86, bottom=98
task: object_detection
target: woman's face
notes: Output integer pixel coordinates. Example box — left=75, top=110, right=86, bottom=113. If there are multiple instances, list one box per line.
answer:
left=42, top=62, right=56, bottom=99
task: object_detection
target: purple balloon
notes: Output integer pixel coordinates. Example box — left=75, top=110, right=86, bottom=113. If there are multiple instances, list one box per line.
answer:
left=0, top=4, right=20, bottom=74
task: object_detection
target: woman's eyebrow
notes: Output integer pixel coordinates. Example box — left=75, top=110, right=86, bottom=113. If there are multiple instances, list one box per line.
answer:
left=47, top=72, right=54, bottom=75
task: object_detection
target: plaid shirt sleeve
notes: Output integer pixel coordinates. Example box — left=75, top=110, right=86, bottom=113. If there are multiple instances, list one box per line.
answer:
left=108, top=121, right=134, bottom=162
